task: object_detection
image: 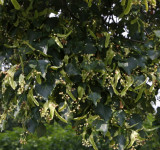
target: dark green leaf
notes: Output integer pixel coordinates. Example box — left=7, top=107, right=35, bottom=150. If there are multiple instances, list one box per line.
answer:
left=147, top=50, right=160, bottom=60
left=65, top=63, right=80, bottom=76
left=35, top=81, right=55, bottom=100
left=84, top=43, right=97, bottom=54
left=95, top=103, right=112, bottom=122
left=27, top=119, right=37, bottom=133
left=118, top=135, right=125, bottom=150
left=118, top=57, right=137, bottom=75
left=154, top=30, right=160, bottom=38
left=93, top=120, right=108, bottom=136
left=37, top=60, right=50, bottom=78
left=128, top=114, right=142, bottom=130
left=36, top=123, right=46, bottom=137
left=117, top=110, right=126, bottom=126
left=88, top=92, right=101, bottom=106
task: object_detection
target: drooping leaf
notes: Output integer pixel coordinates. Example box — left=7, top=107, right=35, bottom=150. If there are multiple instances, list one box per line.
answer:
left=58, top=101, right=67, bottom=112
left=50, top=63, right=63, bottom=70
left=27, top=88, right=39, bottom=106
left=127, top=130, right=139, bottom=149
left=66, top=88, right=76, bottom=101
left=105, top=45, right=115, bottom=65
left=48, top=101, right=56, bottom=120
left=54, top=37, right=63, bottom=48
left=121, top=76, right=134, bottom=96
left=57, top=30, right=72, bottom=38
left=55, top=109, right=67, bottom=123
left=89, top=133, right=98, bottom=150
left=88, top=29, right=97, bottom=40
left=104, top=32, right=110, bottom=48
left=11, top=0, right=21, bottom=10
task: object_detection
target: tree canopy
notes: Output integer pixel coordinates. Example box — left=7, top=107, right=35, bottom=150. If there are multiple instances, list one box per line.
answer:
left=0, top=0, right=160, bottom=149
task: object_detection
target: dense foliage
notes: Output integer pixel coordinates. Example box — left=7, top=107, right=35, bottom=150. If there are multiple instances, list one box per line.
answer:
left=0, top=123, right=160, bottom=150
left=1, top=0, right=160, bottom=149
left=0, top=123, right=89, bottom=150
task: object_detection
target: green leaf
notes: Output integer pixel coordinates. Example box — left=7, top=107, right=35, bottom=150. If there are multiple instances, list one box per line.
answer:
left=17, top=74, right=25, bottom=94
left=36, top=74, right=41, bottom=84
left=66, top=88, right=76, bottom=101
left=88, top=92, right=101, bottom=106
left=154, top=30, right=160, bottom=38
left=11, top=0, right=21, bottom=10
left=93, top=120, right=108, bottom=136
left=27, top=88, right=39, bottom=106
left=37, top=60, right=50, bottom=78
left=134, top=75, right=147, bottom=90
left=127, top=130, right=139, bottom=149
left=57, top=30, right=72, bottom=38
left=58, top=101, right=67, bottom=112
left=73, top=114, right=87, bottom=121
left=114, top=68, right=121, bottom=87
left=88, top=0, right=93, bottom=7
left=147, top=50, right=160, bottom=60
left=50, top=63, right=63, bottom=70
left=149, top=73, right=156, bottom=92
left=128, top=114, right=142, bottom=130
left=27, top=119, right=37, bottom=133
left=59, top=102, right=73, bottom=121
left=105, top=45, right=115, bottom=65
left=36, top=123, right=46, bottom=137
left=88, top=29, right=97, bottom=40
left=89, top=133, right=98, bottom=150
left=117, top=110, right=126, bottom=126
left=0, top=0, right=4, bottom=5
left=8, top=76, right=17, bottom=90
left=7, top=65, right=17, bottom=77
left=48, top=101, right=56, bottom=120
left=104, top=32, right=110, bottom=48
left=65, top=63, right=80, bottom=76
left=135, top=87, right=144, bottom=102
left=118, top=135, right=125, bottom=150
left=54, top=37, right=63, bottom=48
left=121, top=76, right=134, bottom=97
left=95, top=103, right=112, bottom=122
left=55, top=110, right=67, bottom=123
left=121, top=0, right=126, bottom=6
left=35, top=80, right=55, bottom=100
left=123, top=0, right=132, bottom=15
left=118, top=57, right=137, bottom=75
left=84, top=43, right=97, bottom=54
left=77, top=86, right=85, bottom=99
left=111, top=68, right=121, bottom=95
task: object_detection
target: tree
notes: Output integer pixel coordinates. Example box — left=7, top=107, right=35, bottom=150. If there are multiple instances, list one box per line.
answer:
left=0, top=0, right=160, bottom=149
